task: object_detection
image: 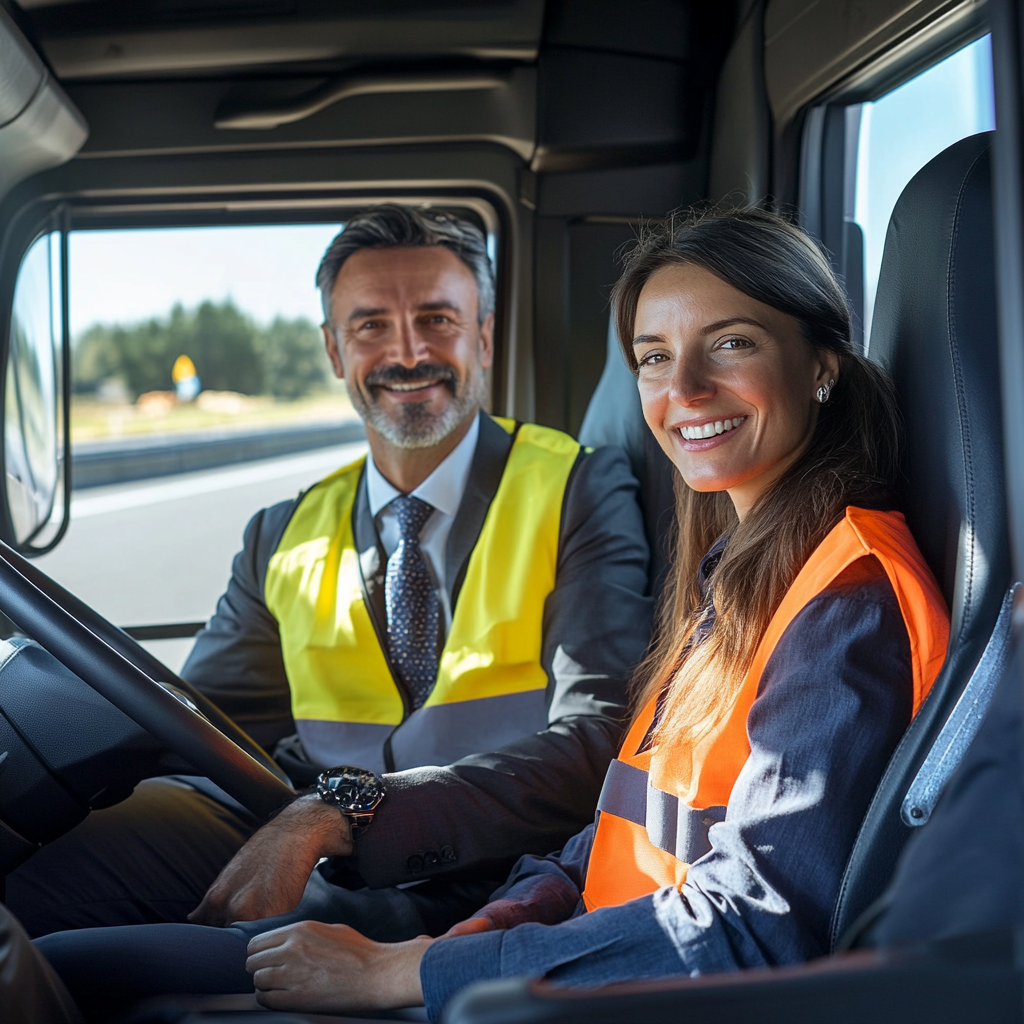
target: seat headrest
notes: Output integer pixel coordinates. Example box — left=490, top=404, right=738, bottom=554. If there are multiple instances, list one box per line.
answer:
left=869, top=130, right=1010, bottom=644
left=578, top=314, right=676, bottom=590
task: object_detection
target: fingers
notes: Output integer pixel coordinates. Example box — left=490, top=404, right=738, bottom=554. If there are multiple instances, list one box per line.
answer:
left=249, top=963, right=288, bottom=991
left=187, top=891, right=226, bottom=927
left=255, top=988, right=292, bottom=1010
left=246, top=922, right=299, bottom=960
left=246, top=923, right=357, bottom=1012
left=188, top=878, right=250, bottom=927
left=245, top=924, right=430, bottom=1014
left=441, top=916, right=496, bottom=939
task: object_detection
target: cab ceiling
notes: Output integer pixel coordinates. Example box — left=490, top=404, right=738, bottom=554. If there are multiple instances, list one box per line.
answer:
left=2, top=0, right=731, bottom=189
left=13, top=0, right=548, bottom=79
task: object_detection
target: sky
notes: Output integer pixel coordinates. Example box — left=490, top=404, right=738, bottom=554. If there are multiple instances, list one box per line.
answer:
left=69, top=223, right=342, bottom=341
left=855, top=34, right=996, bottom=341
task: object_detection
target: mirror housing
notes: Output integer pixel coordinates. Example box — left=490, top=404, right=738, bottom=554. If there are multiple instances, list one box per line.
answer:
left=0, top=9, right=85, bottom=554
left=2, top=223, right=70, bottom=552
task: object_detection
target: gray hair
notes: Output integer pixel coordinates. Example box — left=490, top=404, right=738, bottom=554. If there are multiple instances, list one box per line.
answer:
left=316, top=204, right=495, bottom=324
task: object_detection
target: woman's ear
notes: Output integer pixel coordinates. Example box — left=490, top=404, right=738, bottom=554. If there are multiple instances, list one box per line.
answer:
left=815, top=350, right=842, bottom=391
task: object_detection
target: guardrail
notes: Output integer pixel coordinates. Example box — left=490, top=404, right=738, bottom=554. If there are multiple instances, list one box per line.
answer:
left=72, top=419, right=367, bottom=490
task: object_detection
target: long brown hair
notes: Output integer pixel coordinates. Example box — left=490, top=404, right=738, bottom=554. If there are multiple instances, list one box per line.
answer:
left=615, top=207, right=902, bottom=760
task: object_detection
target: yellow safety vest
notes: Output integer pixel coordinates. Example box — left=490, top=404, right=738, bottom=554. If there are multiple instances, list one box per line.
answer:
left=265, top=417, right=581, bottom=773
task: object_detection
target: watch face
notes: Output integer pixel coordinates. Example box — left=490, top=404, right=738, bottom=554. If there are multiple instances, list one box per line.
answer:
left=319, top=767, right=385, bottom=812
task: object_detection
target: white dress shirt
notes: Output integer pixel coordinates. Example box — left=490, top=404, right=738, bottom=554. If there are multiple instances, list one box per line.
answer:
left=364, top=414, right=480, bottom=634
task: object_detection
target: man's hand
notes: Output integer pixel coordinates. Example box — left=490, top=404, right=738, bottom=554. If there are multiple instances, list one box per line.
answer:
left=188, top=795, right=353, bottom=927
left=246, top=921, right=432, bottom=1013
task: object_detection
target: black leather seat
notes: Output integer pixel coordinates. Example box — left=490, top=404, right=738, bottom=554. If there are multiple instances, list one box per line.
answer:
left=831, top=130, right=1012, bottom=947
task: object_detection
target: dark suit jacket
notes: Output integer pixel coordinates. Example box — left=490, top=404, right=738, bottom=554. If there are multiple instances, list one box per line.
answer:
left=182, top=413, right=653, bottom=887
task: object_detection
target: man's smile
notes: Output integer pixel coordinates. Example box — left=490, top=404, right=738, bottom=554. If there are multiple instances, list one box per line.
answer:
left=378, top=379, right=444, bottom=393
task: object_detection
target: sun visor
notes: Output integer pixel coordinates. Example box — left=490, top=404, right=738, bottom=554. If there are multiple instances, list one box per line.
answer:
left=0, top=5, right=86, bottom=203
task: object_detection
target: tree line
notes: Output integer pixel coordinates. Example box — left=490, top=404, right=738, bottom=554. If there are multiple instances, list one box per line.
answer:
left=73, top=299, right=333, bottom=401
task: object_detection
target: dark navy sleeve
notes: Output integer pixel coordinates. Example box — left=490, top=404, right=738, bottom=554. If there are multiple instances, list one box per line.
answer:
left=181, top=500, right=298, bottom=750
left=419, top=556, right=913, bottom=1021
left=460, top=823, right=596, bottom=932
left=656, top=555, right=912, bottom=969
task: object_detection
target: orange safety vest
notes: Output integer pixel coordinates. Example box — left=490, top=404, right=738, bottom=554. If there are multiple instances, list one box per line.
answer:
left=582, top=507, right=950, bottom=912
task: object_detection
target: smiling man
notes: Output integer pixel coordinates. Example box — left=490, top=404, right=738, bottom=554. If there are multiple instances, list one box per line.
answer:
left=9, top=205, right=652, bottom=950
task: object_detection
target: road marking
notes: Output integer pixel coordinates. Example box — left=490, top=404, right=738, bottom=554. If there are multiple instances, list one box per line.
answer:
left=71, top=442, right=368, bottom=519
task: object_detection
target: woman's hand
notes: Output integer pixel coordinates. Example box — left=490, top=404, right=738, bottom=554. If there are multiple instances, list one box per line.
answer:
left=440, top=915, right=496, bottom=938
left=246, top=921, right=432, bottom=1013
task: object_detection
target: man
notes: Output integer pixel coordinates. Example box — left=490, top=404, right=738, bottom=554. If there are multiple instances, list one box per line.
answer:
left=9, top=205, right=652, bottom=942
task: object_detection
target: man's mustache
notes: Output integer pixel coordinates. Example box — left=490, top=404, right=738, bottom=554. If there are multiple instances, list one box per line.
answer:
left=364, top=363, right=459, bottom=390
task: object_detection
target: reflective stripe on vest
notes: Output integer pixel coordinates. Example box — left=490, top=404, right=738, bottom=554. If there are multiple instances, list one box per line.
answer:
left=264, top=417, right=581, bottom=773
left=582, top=507, right=951, bottom=912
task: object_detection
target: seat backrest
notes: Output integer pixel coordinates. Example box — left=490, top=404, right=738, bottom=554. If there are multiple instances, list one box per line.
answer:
left=831, top=131, right=1012, bottom=947
left=578, top=314, right=676, bottom=593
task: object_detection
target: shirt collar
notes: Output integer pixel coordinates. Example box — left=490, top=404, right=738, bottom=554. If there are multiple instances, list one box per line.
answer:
left=365, top=412, right=481, bottom=520
left=698, top=533, right=729, bottom=598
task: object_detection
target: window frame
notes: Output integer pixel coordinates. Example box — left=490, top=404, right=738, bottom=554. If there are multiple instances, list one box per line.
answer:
left=0, top=184, right=510, bottom=647
left=796, top=7, right=991, bottom=350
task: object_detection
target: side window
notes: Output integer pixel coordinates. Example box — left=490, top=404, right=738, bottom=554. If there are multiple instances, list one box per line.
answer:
left=37, top=222, right=360, bottom=671
left=803, top=35, right=996, bottom=348
left=850, top=35, right=996, bottom=342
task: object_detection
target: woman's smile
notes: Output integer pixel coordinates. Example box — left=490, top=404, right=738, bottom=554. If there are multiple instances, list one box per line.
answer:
left=674, top=415, right=748, bottom=447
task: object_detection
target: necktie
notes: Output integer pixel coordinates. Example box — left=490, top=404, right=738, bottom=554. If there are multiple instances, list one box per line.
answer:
left=384, top=495, right=440, bottom=710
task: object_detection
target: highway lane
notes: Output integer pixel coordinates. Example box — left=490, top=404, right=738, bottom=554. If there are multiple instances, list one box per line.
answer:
left=34, top=441, right=368, bottom=673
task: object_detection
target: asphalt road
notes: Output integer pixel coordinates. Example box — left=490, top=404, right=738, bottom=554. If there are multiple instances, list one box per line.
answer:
left=34, top=441, right=368, bottom=674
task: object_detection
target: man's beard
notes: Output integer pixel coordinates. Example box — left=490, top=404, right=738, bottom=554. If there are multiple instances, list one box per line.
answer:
left=349, top=360, right=486, bottom=450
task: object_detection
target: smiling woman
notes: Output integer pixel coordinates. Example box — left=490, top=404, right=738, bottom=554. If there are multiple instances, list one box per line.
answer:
left=615, top=207, right=910, bottom=756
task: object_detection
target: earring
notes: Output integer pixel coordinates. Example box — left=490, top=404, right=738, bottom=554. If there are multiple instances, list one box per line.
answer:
left=817, top=378, right=836, bottom=404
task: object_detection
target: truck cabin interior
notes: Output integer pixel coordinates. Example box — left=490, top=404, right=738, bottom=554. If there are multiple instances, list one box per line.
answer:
left=0, top=0, right=1023, bottom=1021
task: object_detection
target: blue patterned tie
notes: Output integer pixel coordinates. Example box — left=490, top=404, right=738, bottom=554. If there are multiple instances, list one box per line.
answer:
left=384, top=496, right=440, bottom=710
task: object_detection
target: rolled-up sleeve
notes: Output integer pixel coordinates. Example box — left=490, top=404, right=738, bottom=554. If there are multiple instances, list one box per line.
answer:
left=420, top=558, right=913, bottom=1019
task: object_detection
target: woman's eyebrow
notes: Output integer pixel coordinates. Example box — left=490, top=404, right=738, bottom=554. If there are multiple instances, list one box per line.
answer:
left=632, top=317, right=767, bottom=346
left=700, top=316, right=766, bottom=335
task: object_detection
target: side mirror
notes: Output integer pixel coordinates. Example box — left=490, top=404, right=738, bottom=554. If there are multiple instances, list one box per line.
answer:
left=1, top=225, right=70, bottom=553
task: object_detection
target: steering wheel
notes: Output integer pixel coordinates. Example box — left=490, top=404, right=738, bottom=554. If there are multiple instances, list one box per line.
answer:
left=0, top=538, right=294, bottom=820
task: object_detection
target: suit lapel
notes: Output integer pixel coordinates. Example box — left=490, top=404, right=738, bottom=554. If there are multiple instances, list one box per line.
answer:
left=445, top=413, right=516, bottom=612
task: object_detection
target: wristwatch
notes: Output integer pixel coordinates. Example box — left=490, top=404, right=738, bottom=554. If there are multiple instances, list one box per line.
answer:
left=315, top=766, right=387, bottom=831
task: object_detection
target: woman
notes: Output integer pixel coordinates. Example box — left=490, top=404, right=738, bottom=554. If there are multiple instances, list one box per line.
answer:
left=40, top=208, right=950, bottom=1020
